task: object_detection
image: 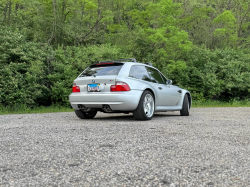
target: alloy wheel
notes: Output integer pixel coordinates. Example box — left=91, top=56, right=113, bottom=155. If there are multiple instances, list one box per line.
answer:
left=143, top=94, right=154, bottom=117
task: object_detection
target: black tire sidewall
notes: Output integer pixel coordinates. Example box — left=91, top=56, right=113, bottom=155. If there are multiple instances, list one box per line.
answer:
left=83, top=111, right=97, bottom=119
left=75, top=110, right=97, bottom=119
left=180, top=94, right=189, bottom=116
left=134, top=90, right=155, bottom=120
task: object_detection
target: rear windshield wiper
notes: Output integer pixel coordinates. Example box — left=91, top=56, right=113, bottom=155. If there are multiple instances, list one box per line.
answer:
left=81, top=73, right=96, bottom=77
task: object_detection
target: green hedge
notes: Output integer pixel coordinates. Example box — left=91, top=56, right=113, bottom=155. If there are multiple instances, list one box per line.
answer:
left=0, top=26, right=51, bottom=107
left=0, top=26, right=131, bottom=108
left=0, top=26, right=250, bottom=109
left=165, top=46, right=250, bottom=101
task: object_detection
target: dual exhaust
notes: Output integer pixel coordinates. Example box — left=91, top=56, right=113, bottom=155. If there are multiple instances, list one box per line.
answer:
left=78, top=104, right=112, bottom=113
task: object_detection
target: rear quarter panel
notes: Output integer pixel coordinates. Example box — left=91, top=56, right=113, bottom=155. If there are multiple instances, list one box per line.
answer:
left=115, top=76, right=157, bottom=103
left=117, top=62, right=192, bottom=110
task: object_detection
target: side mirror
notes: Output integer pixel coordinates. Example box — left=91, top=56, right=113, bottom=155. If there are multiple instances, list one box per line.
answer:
left=166, top=79, right=172, bottom=86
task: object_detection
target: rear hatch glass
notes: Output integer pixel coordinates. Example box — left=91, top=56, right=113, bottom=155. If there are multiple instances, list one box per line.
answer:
left=79, top=63, right=123, bottom=77
left=75, top=63, right=124, bottom=93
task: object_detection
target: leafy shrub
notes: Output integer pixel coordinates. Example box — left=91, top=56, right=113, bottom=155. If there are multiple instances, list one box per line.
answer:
left=0, top=26, right=51, bottom=107
left=166, top=46, right=250, bottom=100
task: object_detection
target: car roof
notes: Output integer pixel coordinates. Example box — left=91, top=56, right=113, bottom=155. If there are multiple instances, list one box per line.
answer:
left=98, top=58, right=153, bottom=67
left=96, top=61, right=154, bottom=68
left=123, top=62, right=155, bottom=68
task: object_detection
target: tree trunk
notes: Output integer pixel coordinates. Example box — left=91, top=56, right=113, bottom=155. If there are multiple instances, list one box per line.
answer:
left=8, top=0, right=12, bottom=25
left=96, top=0, right=101, bottom=32
left=102, top=21, right=107, bottom=42
left=80, top=2, right=85, bottom=27
left=3, top=3, right=8, bottom=23
left=15, top=3, right=19, bottom=16
left=62, top=0, right=67, bottom=17
left=238, top=5, right=250, bottom=39
left=48, top=0, right=57, bottom=45
left=53, top=0, right=57, bottom=43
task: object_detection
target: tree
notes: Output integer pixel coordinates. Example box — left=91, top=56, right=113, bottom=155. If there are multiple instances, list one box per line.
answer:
left=213, top=10, right=238, bottom=48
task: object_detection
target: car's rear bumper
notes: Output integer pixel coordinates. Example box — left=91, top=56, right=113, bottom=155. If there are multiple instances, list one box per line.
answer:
left=69, top=90, right=143, bottom=111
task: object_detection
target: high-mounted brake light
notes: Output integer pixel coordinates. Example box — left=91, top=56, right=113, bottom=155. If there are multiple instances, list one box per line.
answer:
left=96, top=62, right=114, bottom=65
left=72, top=83, right=80, bottom=92
left=110, top=82, right=130, bottom=91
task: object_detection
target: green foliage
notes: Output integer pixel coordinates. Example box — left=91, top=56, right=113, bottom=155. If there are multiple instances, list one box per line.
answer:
left=1, top=0, right=250, bottom=110
left=213, top=10, right=238, bottom=47
left=0, top=26, right=51, bottom=107
left=0, top=26, right=133, bottom=107
left=213, top=10, right=237, bottom=28
left=167, top=46, right=250, bottom=100
left=0, top=104, right=73, bottom=115
left=128, top=0, right=192, bottom=64
left=192, top=99, right=250, bottom=108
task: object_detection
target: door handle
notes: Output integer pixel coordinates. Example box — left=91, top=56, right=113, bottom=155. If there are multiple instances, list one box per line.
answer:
left=158, top=87, right=162, bottom=90
left=178, top=90, right=182, bottom=93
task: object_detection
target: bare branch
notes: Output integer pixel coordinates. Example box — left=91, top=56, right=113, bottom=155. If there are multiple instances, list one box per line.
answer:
left=79, top=17, right=103, bottom=42
left=64, top=11, right=70, bottom=21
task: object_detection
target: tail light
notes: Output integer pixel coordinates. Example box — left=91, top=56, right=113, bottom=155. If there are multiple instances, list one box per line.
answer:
left=72, top=83, right=80, bottom=92
left=110, top=82, right=130, bottom=91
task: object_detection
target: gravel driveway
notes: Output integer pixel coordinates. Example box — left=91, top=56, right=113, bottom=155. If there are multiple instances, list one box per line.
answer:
left=0, top=108, right=250, bottom=186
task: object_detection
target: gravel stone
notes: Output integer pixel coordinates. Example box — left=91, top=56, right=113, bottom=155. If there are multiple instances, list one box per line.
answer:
left=0, top=108, right=250, bottom=186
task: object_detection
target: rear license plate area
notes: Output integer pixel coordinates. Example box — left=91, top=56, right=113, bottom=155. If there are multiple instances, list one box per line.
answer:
left=87, top=84, right=100, bottom=92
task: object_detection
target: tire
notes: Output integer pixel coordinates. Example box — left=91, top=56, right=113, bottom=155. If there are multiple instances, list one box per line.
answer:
left=180, top=94, right=189, bottom=116
left=133, top=90, right=155, bottom=121
left=74, top=110, right=97, bottom=119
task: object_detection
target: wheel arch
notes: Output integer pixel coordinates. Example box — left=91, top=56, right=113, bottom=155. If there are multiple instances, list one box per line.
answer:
left=135, top=88, right=156, bottom=110
left=133, top=88, right=155, bottom=120
left=144, top=88, right=155, bottom=101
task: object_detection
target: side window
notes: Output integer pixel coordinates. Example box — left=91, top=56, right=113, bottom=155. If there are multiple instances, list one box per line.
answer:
left=146, top=67, right=165, bottom=84
left=160, top=73, right=167, bottom=84
left=129, top=65, right=151, bottom=82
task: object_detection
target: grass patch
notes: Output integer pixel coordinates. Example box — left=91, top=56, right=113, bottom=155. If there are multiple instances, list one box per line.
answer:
left=0, top=105, right=74, bottom=115
left=192, top=99, right=250, bottom=108
left=1, top=100, right=250, bottom=115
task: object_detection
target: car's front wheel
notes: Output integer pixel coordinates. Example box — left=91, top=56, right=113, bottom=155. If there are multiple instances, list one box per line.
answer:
left=133, top=90, right=155, bottom=121
left=75, top=110, right=97, bottom=119
left=180, top=94, right=190, bottom=116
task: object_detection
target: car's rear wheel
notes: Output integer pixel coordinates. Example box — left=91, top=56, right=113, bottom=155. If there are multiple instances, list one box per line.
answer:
left=180, top=94, right=189, bottom=116
left=133, top=90, right=155, bottom=121
left=75, top=110, right=97, bottom=119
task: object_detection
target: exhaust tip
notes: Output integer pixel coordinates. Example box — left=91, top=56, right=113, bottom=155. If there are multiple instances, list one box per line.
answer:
left=78, top=104, right=87, bottom=109
left=102, top=105, right=112, bottom=113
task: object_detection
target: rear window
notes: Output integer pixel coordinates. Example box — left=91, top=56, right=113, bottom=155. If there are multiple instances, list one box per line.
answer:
left=79, top=63, right=123, bottom=77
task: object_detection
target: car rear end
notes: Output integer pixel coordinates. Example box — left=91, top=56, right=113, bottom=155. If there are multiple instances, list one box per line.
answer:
left=69, top=62, right=143, bottom=112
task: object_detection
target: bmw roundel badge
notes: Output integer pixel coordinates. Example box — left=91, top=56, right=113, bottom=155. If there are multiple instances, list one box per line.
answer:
left=92, top=80, right=95, bottom=83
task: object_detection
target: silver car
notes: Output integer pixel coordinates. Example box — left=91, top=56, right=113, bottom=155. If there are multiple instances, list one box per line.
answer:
left=69, top=58, right=191, bottom=120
